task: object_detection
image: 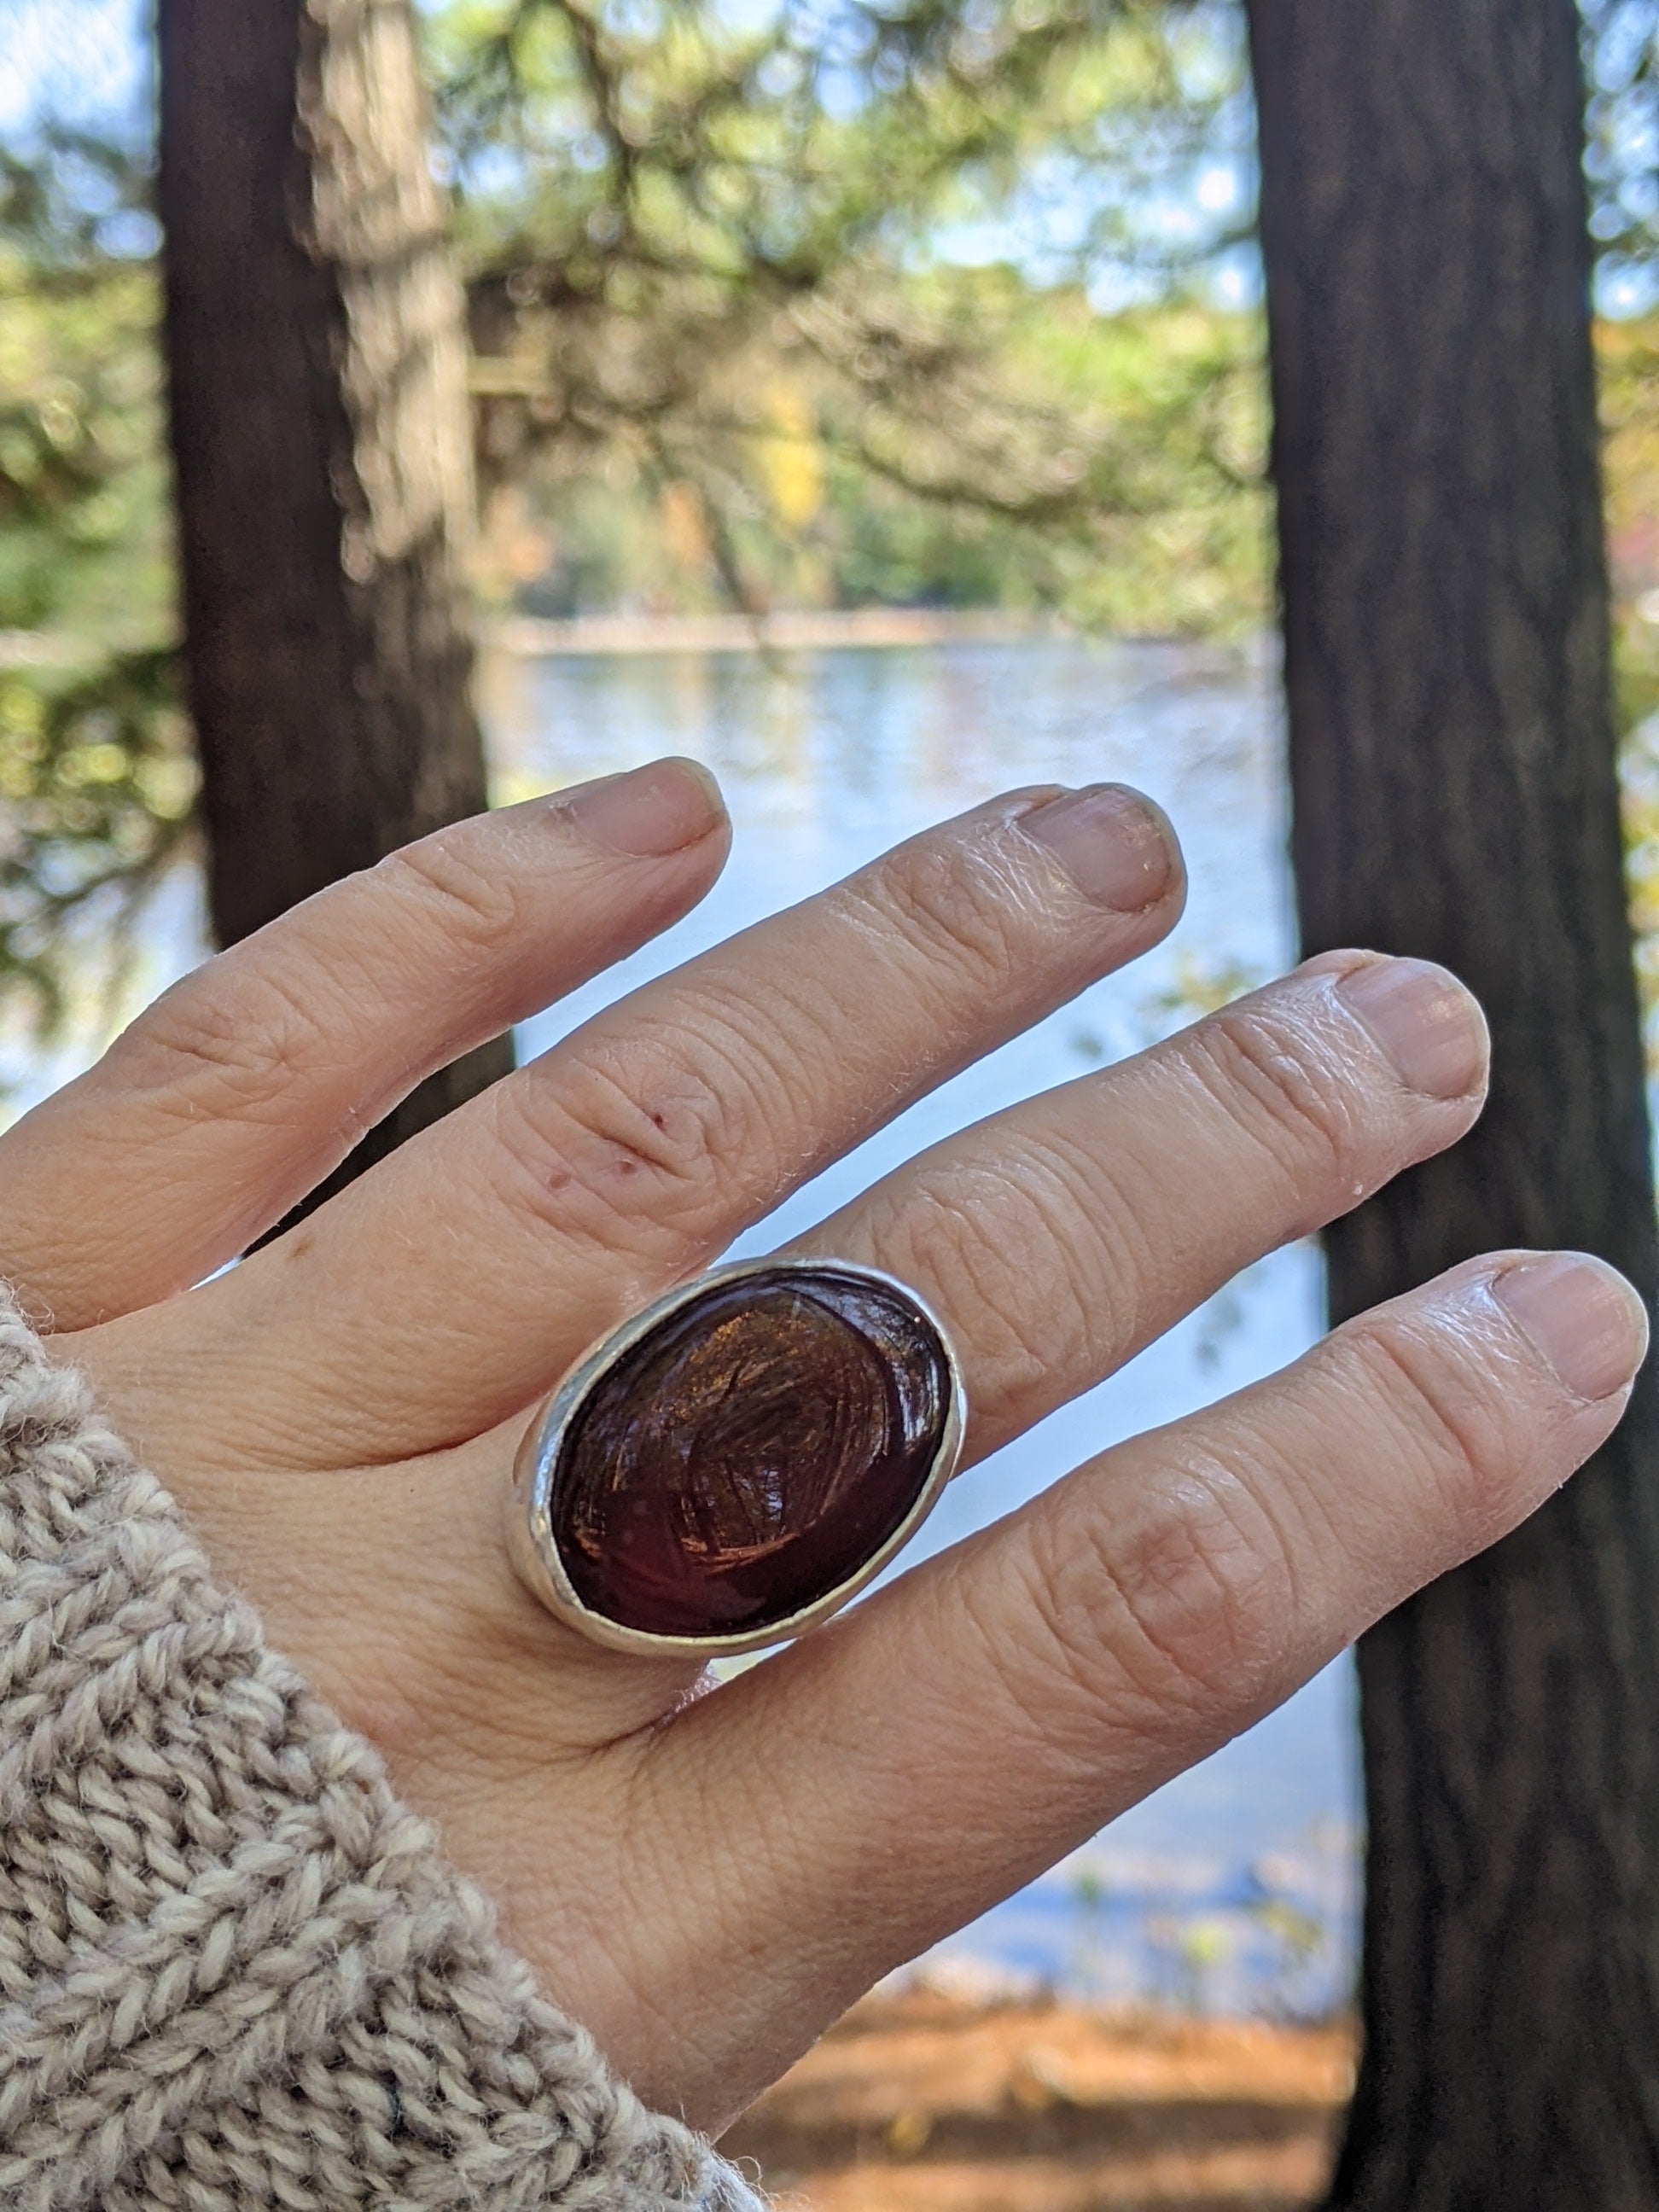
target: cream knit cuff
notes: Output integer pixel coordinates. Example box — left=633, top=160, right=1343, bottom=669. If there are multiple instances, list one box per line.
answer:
left=0, top=1292, right=765, bottom=2212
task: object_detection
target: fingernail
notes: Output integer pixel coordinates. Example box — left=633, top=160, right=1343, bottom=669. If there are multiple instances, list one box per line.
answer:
left=1493, top=1253, right=1650, bottom=1401
left=1021, top=783, right=1178, bottom=911
left=1335, top=958, right=1488, bottom=1098
left=562, top=758, right=726, bottom=856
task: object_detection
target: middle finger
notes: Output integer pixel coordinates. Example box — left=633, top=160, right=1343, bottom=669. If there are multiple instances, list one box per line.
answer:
left=90, top=783, right=1185, bottom=1470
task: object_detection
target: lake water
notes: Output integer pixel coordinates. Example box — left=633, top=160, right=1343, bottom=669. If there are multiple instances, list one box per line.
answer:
left=484, top=633, right=1361, bottom=2019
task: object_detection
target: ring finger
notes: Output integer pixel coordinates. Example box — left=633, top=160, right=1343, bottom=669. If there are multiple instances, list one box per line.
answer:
left=802, top=946, right=1489, bottom=1460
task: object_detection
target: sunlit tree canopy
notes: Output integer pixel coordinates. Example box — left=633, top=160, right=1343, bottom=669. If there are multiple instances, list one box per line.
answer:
left=7, top=0, right=1659, bottom=1057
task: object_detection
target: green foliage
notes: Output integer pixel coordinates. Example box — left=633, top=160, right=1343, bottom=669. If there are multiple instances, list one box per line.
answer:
left=0, top=650, right=193, bottom=1030
left=0, top=133, right=171, bottom=638
left=1608, top=314, right=1659, bottom=1073
left=1582, top=0, right=1659, bottom=312
left=0, top=128, right=189, bottom=1043
left=11, top=0, right=1659, bottom=1111
left=439, top=0, right=1261, bottom=617
left=1575, top=312, right=1659, bottom=1074
left=504, top=284, right=1266, bottom=628
left=435, top=0, right=1245, bottom=289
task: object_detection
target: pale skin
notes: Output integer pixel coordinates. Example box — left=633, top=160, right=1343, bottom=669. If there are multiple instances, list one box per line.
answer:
left=3, top=758, right=1648, bottom=2134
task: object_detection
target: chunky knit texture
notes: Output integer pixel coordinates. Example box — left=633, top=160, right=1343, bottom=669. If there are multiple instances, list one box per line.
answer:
left=0, top=1291, right=765, bottom=2212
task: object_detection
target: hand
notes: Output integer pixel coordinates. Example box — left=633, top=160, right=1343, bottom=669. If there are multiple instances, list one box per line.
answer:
left=3, top=760, right=1644, bottom=2133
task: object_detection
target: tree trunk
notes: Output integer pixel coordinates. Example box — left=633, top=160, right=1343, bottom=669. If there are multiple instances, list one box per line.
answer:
left=1243, top=1, right=1659, bottom=2199
left=157, top=0, right=509, bottom=1195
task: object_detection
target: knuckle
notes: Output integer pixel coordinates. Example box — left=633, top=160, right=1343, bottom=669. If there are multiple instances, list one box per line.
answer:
left=489, top=1022, right=743, bottom=1248
left=1004, top=1470, right=1295, bottom=1751
left=375, top=830, right=524, bottom=956
left=1340, top=1313, right=1516, bottom=1545
left=118, top=966, right=322, bottom=1124
left=1193, top=999, right=1364, bottom=1190
left=877, top=1153, right=1127, bottom=1429
left=888, top=1178, right=1069, bottom=1412
left=857, top=836, right=1025, bottom=992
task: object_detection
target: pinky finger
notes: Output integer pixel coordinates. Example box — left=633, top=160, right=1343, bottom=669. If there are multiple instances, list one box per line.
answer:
left=654, top=1248, right=1647, bottom=2121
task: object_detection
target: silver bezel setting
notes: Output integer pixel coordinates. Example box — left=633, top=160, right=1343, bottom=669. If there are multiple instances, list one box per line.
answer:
left=507, top=1256, right=966, bottom=1657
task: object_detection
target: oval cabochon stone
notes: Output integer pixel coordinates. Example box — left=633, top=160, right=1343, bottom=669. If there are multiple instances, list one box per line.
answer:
left=550, top=1266, right=953, bottom=1639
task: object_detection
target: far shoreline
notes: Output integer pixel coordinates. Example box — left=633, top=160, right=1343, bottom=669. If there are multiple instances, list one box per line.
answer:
left=3, top=610, right=1272, bottom=669
left=487, top=609, right=1274, bottom=670
left=488, top=607, right=1068, bottom=657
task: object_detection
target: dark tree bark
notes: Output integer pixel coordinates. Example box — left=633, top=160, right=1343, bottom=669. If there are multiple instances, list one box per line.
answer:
left=158, top=0, right=509, bottom=1194
left=1243, top=1, right=1659, bottom=2201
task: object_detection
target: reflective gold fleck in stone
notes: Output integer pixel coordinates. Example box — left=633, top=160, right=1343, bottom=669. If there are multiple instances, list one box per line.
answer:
left=550, top=1266, right=954, bottom=1638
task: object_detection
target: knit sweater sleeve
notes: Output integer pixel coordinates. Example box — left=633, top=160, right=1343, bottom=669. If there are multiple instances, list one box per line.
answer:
left=0, top=1292, right=766, bottom=2212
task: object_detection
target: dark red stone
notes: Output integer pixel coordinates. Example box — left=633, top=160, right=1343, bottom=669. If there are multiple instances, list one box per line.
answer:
left=550, top=1266, right=952, bottom=1639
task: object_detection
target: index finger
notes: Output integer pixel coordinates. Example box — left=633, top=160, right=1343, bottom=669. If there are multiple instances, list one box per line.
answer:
left=3, top=763, right=729, bottom=1328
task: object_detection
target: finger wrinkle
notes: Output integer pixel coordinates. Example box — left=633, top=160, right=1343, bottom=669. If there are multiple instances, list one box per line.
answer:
left=1337, top=1297, right=1540, bottom=1551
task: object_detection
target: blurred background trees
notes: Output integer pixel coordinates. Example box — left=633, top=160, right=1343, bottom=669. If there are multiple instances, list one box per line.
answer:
left=15, top=0, right=1659, bottom=1058
left=1, top=0, right=1266, bottom=1061
left=439, top=0, right=1264, bottom=626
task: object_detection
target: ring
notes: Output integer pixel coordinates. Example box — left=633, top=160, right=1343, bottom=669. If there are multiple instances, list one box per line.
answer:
left=508, top=1258, right=966, bottom=1656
